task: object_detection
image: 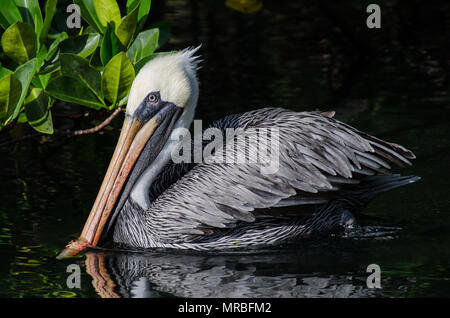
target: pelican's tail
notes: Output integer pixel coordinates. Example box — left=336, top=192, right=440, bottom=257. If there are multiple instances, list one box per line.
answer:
left=339, top=174, right=421, bottom=209
left=305, top=174, right=420, bottom=236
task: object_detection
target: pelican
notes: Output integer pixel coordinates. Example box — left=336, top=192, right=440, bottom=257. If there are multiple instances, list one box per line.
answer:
left=57, top=47, right=419, bottom=258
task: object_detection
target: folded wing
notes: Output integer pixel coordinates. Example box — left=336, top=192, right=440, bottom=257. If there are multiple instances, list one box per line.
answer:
left=144, top=108, right=415, bottom=243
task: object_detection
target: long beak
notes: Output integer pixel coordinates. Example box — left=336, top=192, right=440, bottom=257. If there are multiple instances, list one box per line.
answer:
left=57, top=115, right=160, bottom=259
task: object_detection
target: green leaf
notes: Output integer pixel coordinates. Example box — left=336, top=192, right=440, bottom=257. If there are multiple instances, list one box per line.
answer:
left=84, top=26, right=99, bottom=34
left=117, top=93, right=129, bottom=107
left=74, top=0, right=105, bottom=34
left=31, top=51, right=51, bottom=88
left=59, top=33, right=100, bottom=58
left=36, top=43, right=48, bottom=72
left=125, top=0, right=152, bottom=30
left=45, top=32, right=68, bottom=62
left=116, top=4, right=139, bottom=49
left=126, top=0, right=140, bottom=13
left=1, top=22, right=36, bottom=64
left=32, top=45, right=51, bottom=89
left=24, top=88, right=53, bottom=134
left=17, top=111, right=28, bottom=123
left=37, top=43, right=48, bottom=61
left=39, top=0, right=57, bottom=45
left=45, top=76, right=105, bottom=110
left=93, top=0, right=122, bottom=30
left=60, top=53, right=103, bottom=100
left=31, top=72, right=51, bottom=89
left=13, top=58, right=38, bottom=120
left=126, top=28, right=159, bottom=64
left=0, top=67, right=13, bottom=80
left=89, top=47, right=103, bottom=68
left=135, top=0, right=151, bottom=34
left=14, top=0, right=43, bottom=37
left=102, top=52, right=135, bottom=105
left=0, top=74, right=22, bottom=126
left=38, top=32, right=68, bottom=75
left=0, top=0, right=22, bottom=30
left=100, top=23, right=122, bottom=66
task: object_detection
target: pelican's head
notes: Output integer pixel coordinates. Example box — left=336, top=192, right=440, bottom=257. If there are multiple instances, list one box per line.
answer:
left=57, top=47, right=201, bottom=259
left=126, top=47, right=200, bottom=117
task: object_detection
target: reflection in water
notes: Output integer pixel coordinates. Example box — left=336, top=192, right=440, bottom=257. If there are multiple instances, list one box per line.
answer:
left=85, top=252, right=121, bottom=298
left=85, top=247, right=380, bottom=298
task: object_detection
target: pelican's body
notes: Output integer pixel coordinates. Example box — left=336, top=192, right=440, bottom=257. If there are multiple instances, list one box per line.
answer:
left=58, top=48, right=419, bottom=258
left=112, top=108, right=418, bottom=250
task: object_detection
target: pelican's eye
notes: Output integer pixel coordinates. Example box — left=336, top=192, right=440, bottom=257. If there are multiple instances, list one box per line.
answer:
left=147, top=93, right=159, bottom=104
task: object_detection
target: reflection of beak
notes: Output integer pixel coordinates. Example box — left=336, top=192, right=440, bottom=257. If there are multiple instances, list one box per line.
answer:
left=85, top=252, right=120, bottom=298
left=57, top=114, right=160, bottom=259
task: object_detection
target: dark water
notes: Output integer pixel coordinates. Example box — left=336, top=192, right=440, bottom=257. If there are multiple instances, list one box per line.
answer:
left=0, top=1, right=449, bottom=297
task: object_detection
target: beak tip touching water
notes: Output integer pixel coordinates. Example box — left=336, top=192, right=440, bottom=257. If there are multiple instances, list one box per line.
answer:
left=56, top=239, right=89, bottom=260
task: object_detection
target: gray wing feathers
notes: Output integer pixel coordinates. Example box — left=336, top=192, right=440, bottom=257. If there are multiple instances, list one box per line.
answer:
left=145, top=108, right=415, bottom=242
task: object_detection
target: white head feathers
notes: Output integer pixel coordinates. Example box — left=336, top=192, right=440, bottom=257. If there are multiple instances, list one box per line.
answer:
left=126, top=46, right=201, bottom=116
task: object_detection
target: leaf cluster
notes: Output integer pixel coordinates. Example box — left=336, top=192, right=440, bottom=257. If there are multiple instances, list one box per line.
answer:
left=0, top=0, right=170, bottom=134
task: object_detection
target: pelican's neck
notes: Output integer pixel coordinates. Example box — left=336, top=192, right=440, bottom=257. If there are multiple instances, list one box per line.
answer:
left=129, top=100, right=196, bottom=210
